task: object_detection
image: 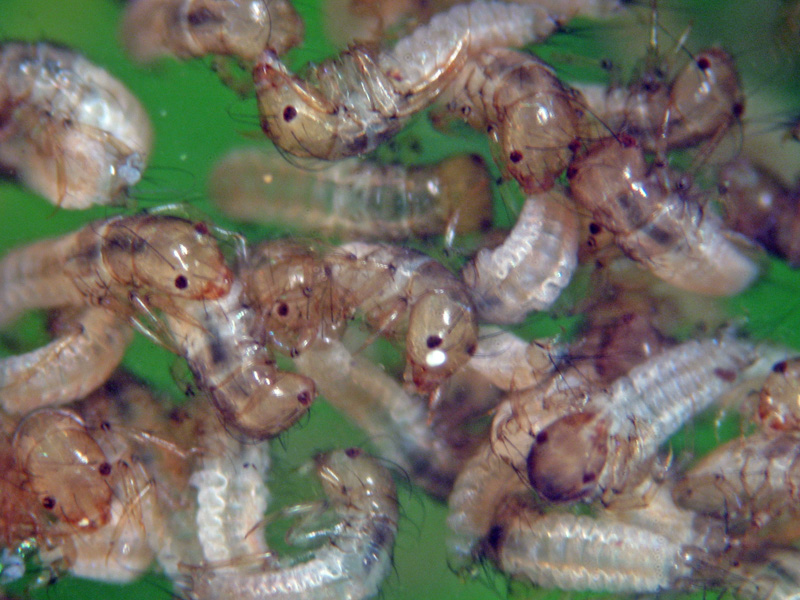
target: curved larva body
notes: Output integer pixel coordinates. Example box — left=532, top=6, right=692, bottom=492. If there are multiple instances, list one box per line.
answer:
left=164, top=279, right=315, bottom=440
left=527, top=337, right=761, bottom=503
left=189, top=449, right=399, bottom=600
left=462, top=188, right=579, bottom=323
left=254, top=1, right=562, bottom=160
left=0, top=42, right=152, bottom=208
left=191, top=435, right=271, bottom=562
left=487, top=507, right=695, bottom=592
left=209, top=148, right=492, bottom=240
left=294, top=339, right=469, bottom=499
left=672, top=432, right=800, bottom=533
left=444, top=48, right=588, bottom=193
left=0, top=307, right=133, bottom=413
left=568, top=137, right=759, bottom=296
left=0, top=214, right=233, bottom=327
left=121, top=0, right=303, bottom=63
left=331, top=242, right=478, bottom=393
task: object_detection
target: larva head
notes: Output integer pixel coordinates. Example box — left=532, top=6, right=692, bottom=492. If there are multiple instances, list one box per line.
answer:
left=180, top=0, right=303, bottom=60
left=102, top=215, right=233, bottom=300
left=13, top=410, right=113, bottom=530
left=254, top=50, right=342, bottom=159
left=666, top=47, right=744, bottom=148
left=526, top=411, right=608, bottom=503
left=215, top=371, right=316, bottom=439
left=405, top=292, right=478, bottom=393
left=315, top=448, right=398, bottom=515
left=758, top=358, right=800, bottom=431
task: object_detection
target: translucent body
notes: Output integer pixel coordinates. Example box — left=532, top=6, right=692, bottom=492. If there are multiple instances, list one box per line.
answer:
left=527, top=337, right=760, bottom=504
left=673, top=432, right=800, bottom=534
left=0, top=307, right=133, bottom=413
left=254, top=1, right=562, bottom=159
left=164, top=279, right=315, bottom=439
left=209, top=148, right=492, bottom=240
left=443, top=48, right=588, bottom=193
left=575, top=48, right=743, bottom=153
left=294, top=339, right=474, bottom=499
left=568, top=137, right=759, bottom=296
left=188, top=448, right=399, bottom=600
left=121, top=0, right=303, bottom=62
left=462, top=188, right=579, bottom=323
left=0, top=42, right=152, bottom=208
left=485, top=499, right=697, bottom=593
left=0, top=214, right=233, bottom=327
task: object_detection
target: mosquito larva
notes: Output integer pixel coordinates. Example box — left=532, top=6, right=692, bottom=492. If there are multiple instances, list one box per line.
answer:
left=0, top=42, right=153, bottom=209
left=330, top=242, right=479, bottom=393
left=526, top=336, right=763, bottom=504
left=187, top=448, right=399, bottom=600
left=443, top=48, right=588, bottom=193
left=254, top=1, right=564, bottom=160
left=163, top=278, right=316, bottom=440
left=483, top=496, right=710, bottom=593
left=568, top=136, right=760, bottom=297
left=461, top=187, right=579, bottom=324
left=0, top=307, right=133, bottom=413
left=120, top=0, right=303, bottom=63
left=209, top=147, right=493, bottom=240
left=672, top=431, right=800, bottom=535
left=294, top=339, right=473, bottom=499
left=0, top=214, right=233, bottom=328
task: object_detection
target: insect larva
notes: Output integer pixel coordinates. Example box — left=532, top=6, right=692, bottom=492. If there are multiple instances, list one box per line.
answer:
left=461, top=187, right=579, bottom=324
left=187, top=448, right=399, bottom=600
left=568, top=136, right=760, bottom=297
left=120, top=0, right=304, bottom=63
left=526, top=336, right=761, bottom=504
left=672, top=431, right=800, bottom=535
left=0, top=214, right=233, bottom=328
left=209, top=147, right=493, bottom=240
left=254, top=1, right=563, bottom=160
left=0, top=42, right=152, bottom=208
left=294, top=339, right=473, bottom=499
left=163, top=278, right=316, bottom=440
left=0, top=307, right=133, bottom=413
left=443, top=48, right=588, bottom=193
left=758, top=358, right=800, bottom=431
left=483, top=497, right=702, bottom=593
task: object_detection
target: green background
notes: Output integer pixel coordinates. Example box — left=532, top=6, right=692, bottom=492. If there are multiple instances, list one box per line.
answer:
left=1, top=0, right=800, bottom=598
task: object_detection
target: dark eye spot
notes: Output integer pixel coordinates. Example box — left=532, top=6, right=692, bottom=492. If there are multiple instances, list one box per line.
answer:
left=175, top=275, right=188, bottom=289
left=774, top=361, right=788, bottom=373
left=297, top=391, right=312, bottom=406
left=696, top=56, right=711, bottom=70
left=195, top=222, right=209, bottom=235
left=582, top=471, right=597, bottom=484
left=345, top=447, right=361, bottom=458
left=42, top=496, right=56, bottom=510
left=466, top=343, right=477, bottom=356
left=509, top=150, right=523, bottom=163
left=732, top=102, right=744, bottom=118
left=536, top=430, right=548, bottom=444
left=187, top=7, right=215, bottom=26
left=426, top=335, right=442, bottom=349
left=276, top=302, right=289, bottom=317
left=283, top=105, right=297, bottom=122
left=99, top=462, right=112, bottom=477
left=589, top=222, right=601, bottom=235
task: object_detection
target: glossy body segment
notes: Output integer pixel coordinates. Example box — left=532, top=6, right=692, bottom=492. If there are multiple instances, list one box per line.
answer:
left=0, top=42, right=152, bottom=208
left=444, top=48, right=588, bottom=193
left=121, top=0, right=303, bottom=63
left=209, top=148, right=492, bottom=240
left=0, top=307, right=133, bottom=413
left=0, top=214, right=233, bottom=327
left=568, top=137, right=759, bottom=296
left=526, top=336, right=761, bottom=504
left=188, top=448, right=399, bottom=600
left=164, top=279, right=315, bottom=440
left=462, top=188, right=579, bottom=323
left=254, top=1, right=563, bottom=159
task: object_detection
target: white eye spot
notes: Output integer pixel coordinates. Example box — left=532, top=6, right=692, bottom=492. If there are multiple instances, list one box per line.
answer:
left=426, top=349, right=446, bottom=367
